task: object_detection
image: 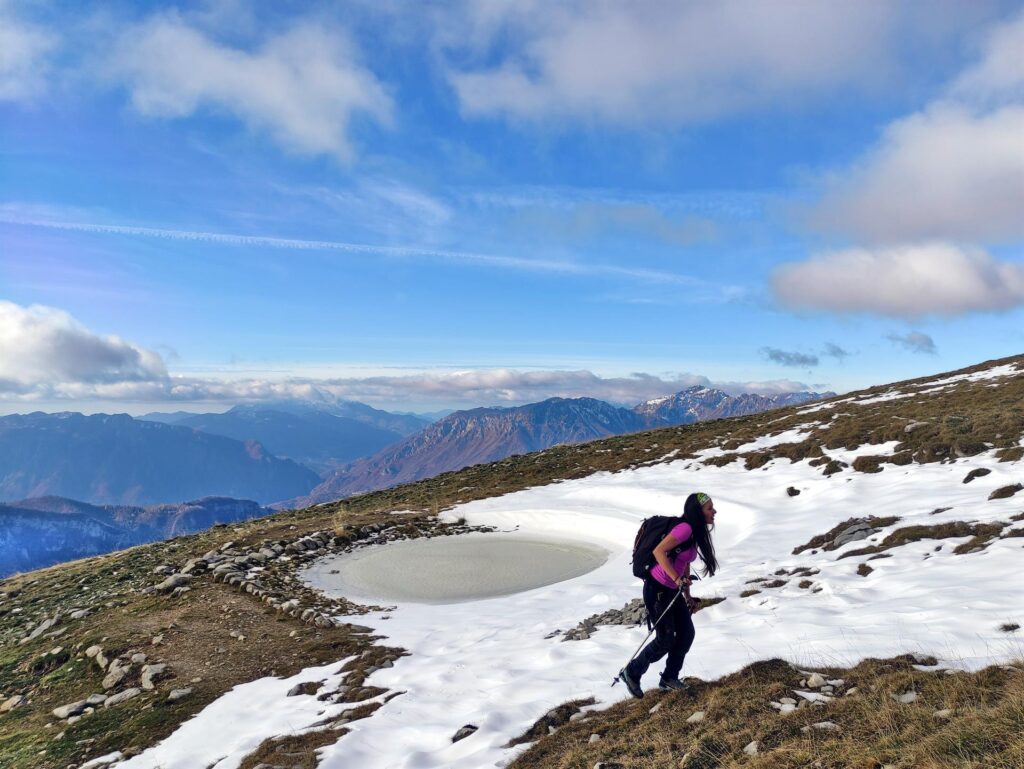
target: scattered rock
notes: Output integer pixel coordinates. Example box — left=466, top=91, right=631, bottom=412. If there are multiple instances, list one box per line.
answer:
left=801, top=721, right=840, bottom=733
left=85, top=694, right=107, bottom=706
left=685, top=710, right=705, bottom=724
left=833, top=523, right=876, bottom=548
left=141, top=663, right=169, bottom=690
left=451, top=724, right=478, bottom=743
left=934, top=708, right=953, bottom=719
left=1, top=694, right=27, bottom=712
left=287, top=681, right=321, bottom=697
left=806, top=673, right=827, bottom=689
left=104, top=688, right=141, bottom=708
left=167, top=688, right=192, bottom=703
left=154, top=574, right=191, bottom=593
left=21, top=613, right=60, bottom=644
left=743, top=740, right=759, bottom=755
left=101, top=666, right=129, bottom=691
left=589, top=733, right=601, bottom=743
left=893, top=690, right=918, bottom=704
left=786, top=487, right=801, bottom=497
left=151, top=635, right=164, bottom=646
left=52, top=700, right=88, bottom=719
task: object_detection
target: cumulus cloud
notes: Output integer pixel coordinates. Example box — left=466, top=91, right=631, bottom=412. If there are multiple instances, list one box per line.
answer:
left=949, top=9, right=1024, bottom=104
left=444, top=1, right=972, bottom=126
left=0, top=301, right=167, bottom=389
left=760, top=348, right=819, bottom=368
left=887, top=331, right=937, bottom=355
left=811, top=11, right=1024, bottom=243
left=772, top=242, right=1024, bottom=318
left=0, top=1, right=58, bottom=102
left=812, top=104, right=1024, bottom=242
left=108, top=14, right=391, bottom=161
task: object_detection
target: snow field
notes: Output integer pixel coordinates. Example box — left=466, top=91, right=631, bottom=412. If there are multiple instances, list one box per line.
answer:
left=116, top=443, right=1024, bottom=769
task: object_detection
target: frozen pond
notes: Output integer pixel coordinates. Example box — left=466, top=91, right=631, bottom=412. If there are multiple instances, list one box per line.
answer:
left=301, top=533, right=609, bottom=604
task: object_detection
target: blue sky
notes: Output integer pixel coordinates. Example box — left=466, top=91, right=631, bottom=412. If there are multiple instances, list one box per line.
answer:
left=1, top=0, right=1023, bottom=413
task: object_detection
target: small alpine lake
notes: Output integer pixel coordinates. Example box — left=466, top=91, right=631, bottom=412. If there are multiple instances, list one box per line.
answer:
left=300, top=533, right=609, bottom=604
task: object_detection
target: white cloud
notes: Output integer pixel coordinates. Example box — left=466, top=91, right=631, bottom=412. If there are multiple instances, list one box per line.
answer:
left=0, top=1, right=58, bottom=102
left=0, top=301, right=167, bottom=390
left=887, top=331, right=937, bottom=355
left=108, top=14, right=392, bottom=161
left=810, top=11, right=1024, bottom=244
left=444, top=1, right=967, bottom=125
left=950, top=9, right=1024, bottom=104
left=0, top=367, right=815, bottom=407
left=812, top=103, right=1024, bottom=242
left=0, top=304, right=815, bottom=406
left=0, top=213, right=718, bottom=288
left=772, top=242, right=1024, bottom=318
left=760, top=348, right=818, bottom=368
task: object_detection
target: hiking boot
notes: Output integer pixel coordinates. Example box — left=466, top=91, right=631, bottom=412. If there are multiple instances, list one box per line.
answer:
left=618, top=668, right=644, bottom=699
left=658, top=677, right=689, bottom=692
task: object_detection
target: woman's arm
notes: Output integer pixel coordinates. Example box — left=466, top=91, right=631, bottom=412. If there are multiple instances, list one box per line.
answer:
left=653, top=534, right=689, bottom=587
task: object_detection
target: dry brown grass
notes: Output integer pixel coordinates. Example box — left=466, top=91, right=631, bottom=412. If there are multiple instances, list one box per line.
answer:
left=838, top=522, right=1008, bottom=559
left=791, top=517, right=900, bottom=555
left=509, top=657, right=1024, bottom=769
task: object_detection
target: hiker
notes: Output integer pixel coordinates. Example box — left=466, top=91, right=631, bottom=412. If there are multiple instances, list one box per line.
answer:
left=619, top=491, right=718, bottom=697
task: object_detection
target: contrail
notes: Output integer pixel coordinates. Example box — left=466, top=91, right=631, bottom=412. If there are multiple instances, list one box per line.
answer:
left=1, top=215, right=702, bottom=286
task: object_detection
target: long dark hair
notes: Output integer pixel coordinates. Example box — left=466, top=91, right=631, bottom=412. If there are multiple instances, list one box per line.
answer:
left=681, top=492, right=718, bottom=577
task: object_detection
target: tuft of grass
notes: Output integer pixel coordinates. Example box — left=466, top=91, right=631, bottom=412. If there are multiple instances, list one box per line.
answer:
left=792, top=516, right=900, bottom=555
left=839, top=521, right=1007, bottom=559
left=989, top=483, right=1023, bottom=501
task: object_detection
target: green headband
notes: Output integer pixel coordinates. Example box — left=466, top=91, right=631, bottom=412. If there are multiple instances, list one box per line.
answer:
left=696, top=492, right=711, bottom=506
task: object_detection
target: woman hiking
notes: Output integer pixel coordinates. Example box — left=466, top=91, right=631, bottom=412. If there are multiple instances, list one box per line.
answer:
left=619, top=492, right=718, bottom=697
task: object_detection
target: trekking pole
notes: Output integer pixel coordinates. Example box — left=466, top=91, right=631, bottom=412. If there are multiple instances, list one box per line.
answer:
left=610, top=576, right=699, bottom=688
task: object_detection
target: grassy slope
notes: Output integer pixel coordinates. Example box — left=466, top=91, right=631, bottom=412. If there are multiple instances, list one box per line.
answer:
left=0, top=354, right=1022, bottom=769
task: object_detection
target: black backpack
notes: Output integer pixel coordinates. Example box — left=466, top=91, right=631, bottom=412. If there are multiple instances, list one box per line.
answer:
left=631, top=515, right=694, bottom=580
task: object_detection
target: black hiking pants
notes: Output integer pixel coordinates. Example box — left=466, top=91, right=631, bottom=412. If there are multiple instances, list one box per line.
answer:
left=625, top=578, right=695, bottom=683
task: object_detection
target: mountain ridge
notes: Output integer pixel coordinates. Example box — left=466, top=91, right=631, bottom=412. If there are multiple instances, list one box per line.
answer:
left=293, top=387, right=829, bottom=506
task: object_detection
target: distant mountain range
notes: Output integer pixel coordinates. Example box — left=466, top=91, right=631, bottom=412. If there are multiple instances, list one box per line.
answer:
left=0, top=412, right=320, bottom=505
left=0, top=496, right=269, bottom=576
left=143, top=404, right=423, bottom=474
left=293, top=387, right=830, bottom=505
left=0, top=389, right=828, bottom=516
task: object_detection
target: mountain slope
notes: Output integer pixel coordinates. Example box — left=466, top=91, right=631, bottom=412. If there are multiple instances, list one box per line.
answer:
left=294, top=397, right=649, bottom=503
left=1, top=354, right=1021, bottom=769
left=0, top=412, right=320, bottom=505
left=166, top=405, right=407, bottom=474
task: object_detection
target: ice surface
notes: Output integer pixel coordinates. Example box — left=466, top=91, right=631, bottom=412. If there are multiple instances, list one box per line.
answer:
left=301, top=534, right=609, bottom=604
